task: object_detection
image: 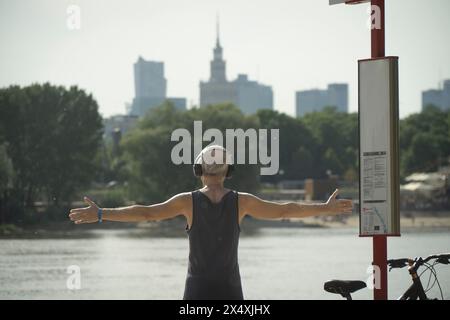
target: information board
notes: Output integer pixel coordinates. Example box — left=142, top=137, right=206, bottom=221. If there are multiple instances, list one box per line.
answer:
left=359, top=57, right=400, bottom=236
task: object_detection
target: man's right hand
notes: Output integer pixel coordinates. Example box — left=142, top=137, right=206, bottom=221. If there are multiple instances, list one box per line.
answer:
left=325, top=189, right=353, bottom=215
left=69, top=196, right=99, bottom=224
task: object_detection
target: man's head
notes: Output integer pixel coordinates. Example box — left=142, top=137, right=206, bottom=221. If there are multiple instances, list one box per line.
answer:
left=193, top=145, right=233, bottom=179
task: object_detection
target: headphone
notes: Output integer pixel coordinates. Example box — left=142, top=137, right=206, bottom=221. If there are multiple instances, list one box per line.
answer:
left=192, top=163, right=234, bottom=178
left=192, top=146, right=234, bottom=179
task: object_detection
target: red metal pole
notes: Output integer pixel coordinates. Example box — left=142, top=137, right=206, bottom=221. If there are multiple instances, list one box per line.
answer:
left=371, top=0, right=388, bottom=301
left=371, top=0, right=385, bottom=58
left=373, top=235, right=387, bottom=299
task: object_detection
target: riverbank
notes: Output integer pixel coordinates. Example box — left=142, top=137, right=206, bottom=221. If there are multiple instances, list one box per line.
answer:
left=1, top=211, right=449, bottom=239
left=301, top=211, right=450, bottom=232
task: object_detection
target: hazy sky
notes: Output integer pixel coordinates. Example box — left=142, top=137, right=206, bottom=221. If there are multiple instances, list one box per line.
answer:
left=1, top=0, right=449, bottom=118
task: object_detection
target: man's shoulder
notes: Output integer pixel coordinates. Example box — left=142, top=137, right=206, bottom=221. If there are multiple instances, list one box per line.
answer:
left=237, top=191, right=256, bottom=198
left=173, top=191, right=193, bottom=200
left=167, top=191, right=193, bottom=207
left=166, top=192, right=193, bottom=216
left=237, top=192, right=259, bottom=204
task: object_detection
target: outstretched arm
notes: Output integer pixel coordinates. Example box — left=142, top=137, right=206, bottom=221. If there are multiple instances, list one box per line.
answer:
left=239, top=189, right=352, bottom=220
left=68, top=193, right=191, bottom=224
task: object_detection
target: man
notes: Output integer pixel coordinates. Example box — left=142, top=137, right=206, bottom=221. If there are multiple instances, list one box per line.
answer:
left=69, top=145, right=353, bottom=300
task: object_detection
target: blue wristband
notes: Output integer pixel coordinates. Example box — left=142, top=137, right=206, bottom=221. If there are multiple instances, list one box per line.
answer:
left=97, top=208, right=103, bottom=223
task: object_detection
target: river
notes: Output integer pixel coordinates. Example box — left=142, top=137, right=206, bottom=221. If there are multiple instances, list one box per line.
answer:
left=1, top=227, right=449, bottom=300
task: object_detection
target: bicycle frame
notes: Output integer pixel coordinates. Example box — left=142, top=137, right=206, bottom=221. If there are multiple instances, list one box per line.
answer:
left=398, top=259, right=428, bottom=300
left=398, top=280, right=427, bottom=300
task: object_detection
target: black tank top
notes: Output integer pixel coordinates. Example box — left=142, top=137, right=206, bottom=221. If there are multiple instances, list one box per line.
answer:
left=183, top=189, right=243, bottom=300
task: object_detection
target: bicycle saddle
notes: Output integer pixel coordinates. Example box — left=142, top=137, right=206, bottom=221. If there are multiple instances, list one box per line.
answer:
left=324, top=280, right=366, bottom=296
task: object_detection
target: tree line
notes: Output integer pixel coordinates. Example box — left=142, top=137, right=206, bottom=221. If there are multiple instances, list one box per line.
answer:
left=0, top=83, right=449, bottom=225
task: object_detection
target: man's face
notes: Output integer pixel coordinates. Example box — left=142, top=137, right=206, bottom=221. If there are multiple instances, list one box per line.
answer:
left=201, top=148, right=229, bottom=176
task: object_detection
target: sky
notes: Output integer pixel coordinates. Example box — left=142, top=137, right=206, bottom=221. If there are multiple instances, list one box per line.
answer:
left=0, top=0, right=449, bottom=118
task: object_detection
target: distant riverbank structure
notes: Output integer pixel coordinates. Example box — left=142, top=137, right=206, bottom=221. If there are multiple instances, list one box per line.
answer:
left=199, top=21, right=273, bottom=114
left=103, top=114, right=138, bottom=142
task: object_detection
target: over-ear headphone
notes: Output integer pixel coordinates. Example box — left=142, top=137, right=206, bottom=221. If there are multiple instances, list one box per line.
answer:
left=192, top=145, right=234, bottom=179
left=193, top=163, right=234, bottom=178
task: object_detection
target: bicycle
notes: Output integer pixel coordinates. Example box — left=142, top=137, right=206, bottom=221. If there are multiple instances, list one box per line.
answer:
left=323, top=253, right=450, bottom=300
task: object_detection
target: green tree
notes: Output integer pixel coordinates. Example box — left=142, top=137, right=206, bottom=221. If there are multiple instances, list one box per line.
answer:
left=399, top=105, right=449, bottom=177
left=256, top=109, right=316, bottom=181
left=402, top=132, right=441, bottom=174
left=288, top=146, right=314, bottom=179
left=0, top=83, right=103, bottom=222
left=123, top=125, right=196, bottom=203
left=0, top=142, right=14, bottom=224
left=301, top=107, right=358, bottom=178
left=122, top=103, right=261, bottom=203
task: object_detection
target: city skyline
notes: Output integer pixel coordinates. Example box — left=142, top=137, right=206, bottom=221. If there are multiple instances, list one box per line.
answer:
left=1, top=0, right=449, bottom=119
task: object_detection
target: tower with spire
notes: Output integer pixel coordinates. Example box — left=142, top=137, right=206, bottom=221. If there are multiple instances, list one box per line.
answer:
left=210, top=15, right=226, bottom=82
left=199, top=17, right=273, bottom=114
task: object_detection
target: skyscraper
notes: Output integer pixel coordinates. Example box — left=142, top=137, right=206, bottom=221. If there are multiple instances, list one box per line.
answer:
left=327, top=83, right=348, bottom=113
left=422, top=79, right=450, bottom=111
left=199, top=19, right=273, bottom=114
left=129, top=57, right=186, bottom=117
left=296, top=83, right=348, bottom=117
left=234, top=74, right=273, bottom=114
left=134, top=57, right=166, bottom=99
